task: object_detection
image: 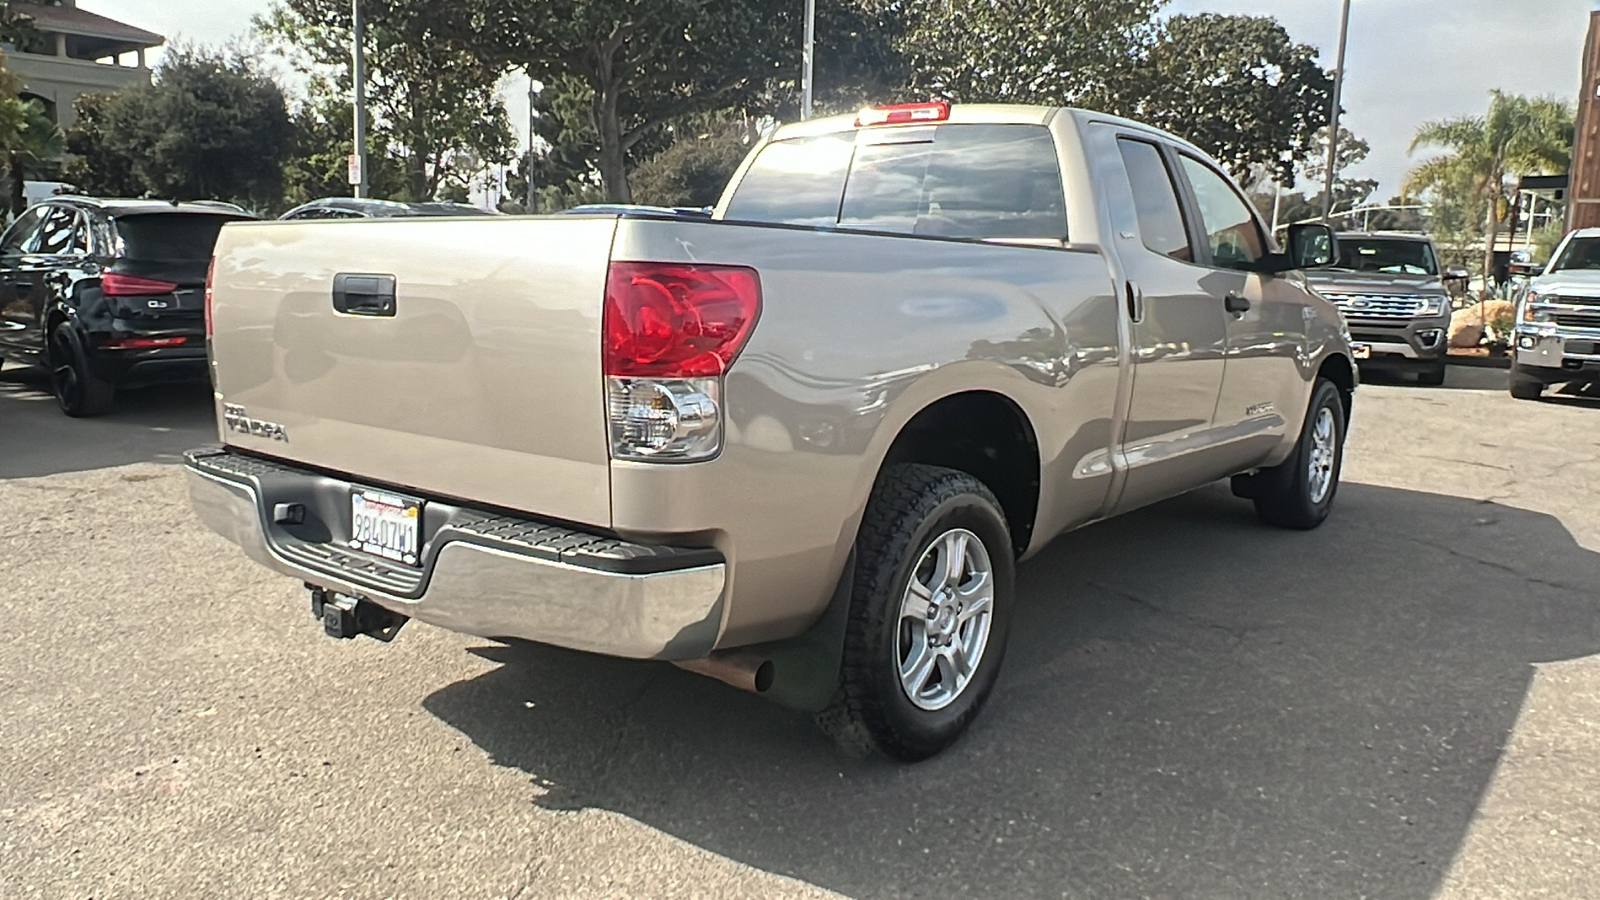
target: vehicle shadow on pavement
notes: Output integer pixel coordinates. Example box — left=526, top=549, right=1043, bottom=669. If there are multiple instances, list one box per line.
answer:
left=0, top=365, right=214, bottom=479
left=422, top=481, right=1600, bottom=900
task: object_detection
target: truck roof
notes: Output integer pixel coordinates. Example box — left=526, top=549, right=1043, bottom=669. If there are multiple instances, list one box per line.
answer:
left=770, top=104, right=1204, bottom=157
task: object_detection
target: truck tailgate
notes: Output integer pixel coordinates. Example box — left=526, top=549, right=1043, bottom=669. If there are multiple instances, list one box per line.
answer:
left=208, top=217, right=617, bottom=528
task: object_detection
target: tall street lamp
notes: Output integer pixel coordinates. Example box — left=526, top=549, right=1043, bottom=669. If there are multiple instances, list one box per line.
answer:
left=801, top=0, right=815, bottom=120
left=1320, top=0, right=1353, bottom=223
left=352, top=0, right=369, bottom=199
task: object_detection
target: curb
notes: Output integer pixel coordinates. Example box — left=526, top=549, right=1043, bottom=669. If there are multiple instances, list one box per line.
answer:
left=1445, top=354, right=1511, bottom=370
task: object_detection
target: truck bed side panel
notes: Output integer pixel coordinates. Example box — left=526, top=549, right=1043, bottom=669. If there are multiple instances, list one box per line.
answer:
left=208, top=217, right=618, bottom=528
left=608, top=218, right=1122, bottom=646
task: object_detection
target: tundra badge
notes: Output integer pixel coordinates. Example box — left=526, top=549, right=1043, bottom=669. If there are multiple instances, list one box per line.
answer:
left=223, top=403, right=288, bottom=441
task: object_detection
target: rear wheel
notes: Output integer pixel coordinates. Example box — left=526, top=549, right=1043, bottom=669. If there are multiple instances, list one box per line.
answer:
left=1234, top=378, right=1345, bottom=530
left=817, top=464, right=1014, bottom=761
left=48, top=320, right=115, bottom=417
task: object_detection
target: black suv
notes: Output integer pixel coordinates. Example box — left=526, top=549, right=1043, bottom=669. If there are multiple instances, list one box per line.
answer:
left=279, top=197, right=498, bottom=220
left=0, top=197, right=255, bottom=416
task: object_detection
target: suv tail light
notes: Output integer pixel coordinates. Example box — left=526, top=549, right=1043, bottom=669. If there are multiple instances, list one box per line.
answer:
left=602, top=262, right=761, bottom=461
left=102, top=272, right=180, bottom=296
left=204, top=257, right=215, bottom=338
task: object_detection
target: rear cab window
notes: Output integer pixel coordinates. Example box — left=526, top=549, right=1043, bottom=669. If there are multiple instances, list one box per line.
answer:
left=114, top=213, right=251, bottom=261
left=724, top=123, right=1067, bottom=241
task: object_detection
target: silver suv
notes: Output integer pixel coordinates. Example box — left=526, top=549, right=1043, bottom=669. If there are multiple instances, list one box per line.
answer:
left=1305, top=232, right=1455, bottom=385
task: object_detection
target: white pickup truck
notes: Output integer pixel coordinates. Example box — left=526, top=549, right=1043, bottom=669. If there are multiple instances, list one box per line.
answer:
left=190, top=103, right=1356, bottom=760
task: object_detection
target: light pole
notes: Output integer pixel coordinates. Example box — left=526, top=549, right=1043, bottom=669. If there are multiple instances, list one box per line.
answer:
left=526, top=76, right=537, bottom=211
left=352, top=0, right=368, bottom=199
left=1320, top=0, right=1352, bottom=223
left=801, top=0, right=815, bottom=120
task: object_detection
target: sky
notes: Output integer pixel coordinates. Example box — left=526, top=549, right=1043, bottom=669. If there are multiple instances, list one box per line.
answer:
left=82, top=0, right=1594, bottom=198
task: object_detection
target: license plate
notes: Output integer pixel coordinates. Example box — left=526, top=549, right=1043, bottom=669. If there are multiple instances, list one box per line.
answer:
left=1351, top=343, right=1372, bottom=360
left=349, top=488, right=422, bottom=567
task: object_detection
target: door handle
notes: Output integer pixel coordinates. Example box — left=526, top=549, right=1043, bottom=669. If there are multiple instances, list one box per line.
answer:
left=332, top=273, right=397, bottom=317
left=1225, top=293, right=1251, bottom=314
left=1125, top=280, right=1144, bottom=323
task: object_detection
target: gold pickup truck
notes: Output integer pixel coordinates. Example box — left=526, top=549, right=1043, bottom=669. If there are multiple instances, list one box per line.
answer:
left=188, top=103, right=1356, bottom=760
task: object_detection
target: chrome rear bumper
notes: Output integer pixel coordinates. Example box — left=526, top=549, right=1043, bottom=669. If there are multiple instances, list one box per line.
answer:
left=186, top=449, right=727, bottom=660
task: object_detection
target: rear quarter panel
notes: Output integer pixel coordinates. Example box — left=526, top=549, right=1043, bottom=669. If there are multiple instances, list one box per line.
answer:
left=609, top=218, right=1122, bottom=646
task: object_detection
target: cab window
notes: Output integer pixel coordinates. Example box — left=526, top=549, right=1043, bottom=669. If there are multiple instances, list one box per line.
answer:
left=1177, top=156, right=1265, bottom=271
left=1117, top=138, right=1193, bottom=262
left=34, top=206, right=78, bottom=255
left=0, top=206, right=48, bottom=256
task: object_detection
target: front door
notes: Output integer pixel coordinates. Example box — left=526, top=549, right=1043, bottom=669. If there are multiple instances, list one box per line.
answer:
left=1172, top=154, right=1307, bottom=474
left=1100, top=132, right=1234, bottom=513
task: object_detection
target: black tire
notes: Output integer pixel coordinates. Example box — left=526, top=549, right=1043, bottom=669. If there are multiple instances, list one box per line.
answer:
left=816, top=464, right=1015, bottom=762
left=1417, top=362, right=1447, bottom=386
left=1237, top=378, right=1345, bottom=530
left=1509, top=376, right=1544, bottom=401
left=47, top=320, right=115, bottom=417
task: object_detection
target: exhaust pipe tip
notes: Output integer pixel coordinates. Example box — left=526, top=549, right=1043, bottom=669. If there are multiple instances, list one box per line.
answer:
left=674, top=650, right=775, bottom=694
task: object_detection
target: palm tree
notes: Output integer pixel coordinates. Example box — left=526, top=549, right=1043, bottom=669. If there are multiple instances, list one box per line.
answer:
left=3, top=96, right=63, bottom=216
left=1405, top=91, right=1573, bottom=295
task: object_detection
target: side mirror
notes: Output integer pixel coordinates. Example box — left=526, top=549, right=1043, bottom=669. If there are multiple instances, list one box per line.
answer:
left=1287, top=223, right=1337, bottom=268
left=1259, top=223, right=1337, bottom=273
left=1445, top=265, right=1470, bottom=280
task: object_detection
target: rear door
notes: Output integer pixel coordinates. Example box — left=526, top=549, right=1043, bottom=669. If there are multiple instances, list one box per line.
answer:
left=1095, top=130, right=1232, bottom=512
left=1171, top=154, right=1305, bottom=472
left=0, top=205, right=48, bottom=356
left=208, top=216, right=620, bottom=528
left=4, top=204, right=77, bottom=355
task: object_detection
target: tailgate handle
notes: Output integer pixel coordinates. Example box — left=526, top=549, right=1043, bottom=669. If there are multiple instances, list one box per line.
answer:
left=332, top=273, right=397, bottom=317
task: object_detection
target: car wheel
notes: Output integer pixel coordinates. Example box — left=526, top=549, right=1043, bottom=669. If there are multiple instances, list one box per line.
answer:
left=1417, top=362, right=1446, bottom=386
left=1509, top=376, right=1544, bottom=401
left=816, top=464, right=1014, bottom=761
left=1235, top=378, right=1345, bottom=531
left=48, top=320, right=115, bottom=417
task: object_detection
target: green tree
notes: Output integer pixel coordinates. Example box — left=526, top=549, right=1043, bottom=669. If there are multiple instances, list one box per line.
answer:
left=4, top=93, right=60, bottom=216
left=61, top=92, right=141, bottom=197
left=630, top=114, right=757, bottom=208
left=899, top=0, right=1159, bottom=106
left=64, top=48, right=293, bottom=207
left=451, top=0, right=897, bottom=202
left=1097, top=14, right=1334, bottom=186
left=1406, top=91, right=1574, bottom=289
left=257, top=1, right=515, bottom=202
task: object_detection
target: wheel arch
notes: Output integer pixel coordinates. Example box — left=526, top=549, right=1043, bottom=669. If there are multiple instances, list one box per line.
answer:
left=1317, top=352, right=1356, bottom=422
left=876, top=389, right=1042, bottom=557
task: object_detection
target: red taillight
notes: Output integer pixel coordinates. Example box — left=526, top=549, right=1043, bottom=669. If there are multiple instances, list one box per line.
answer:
left=98, top=335, right=189, bottom=350
left=603, top=262, right=761, bottom=378
left=102, top=271, right=180, bottom=296
left=204, top=257, right=215, bottom=338
left=855, top=101, right=951, bottom=127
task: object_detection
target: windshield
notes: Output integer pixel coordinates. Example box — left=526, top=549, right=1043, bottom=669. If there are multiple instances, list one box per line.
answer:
left=1332, top=238, right=1438, bottom=276
left=1549, top=236, right=1600, bottom=272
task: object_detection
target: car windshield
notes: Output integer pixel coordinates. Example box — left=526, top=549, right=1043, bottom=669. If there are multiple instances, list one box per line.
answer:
left=115, top=213, right=250, bottom=261
left=1331, top=238, right=1438, bottom=276
left=1548, top=236, right=1600, bottom=272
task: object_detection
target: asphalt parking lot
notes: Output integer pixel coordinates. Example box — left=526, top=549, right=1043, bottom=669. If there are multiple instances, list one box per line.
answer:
left=2, top=360, right=1598, bottom=900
